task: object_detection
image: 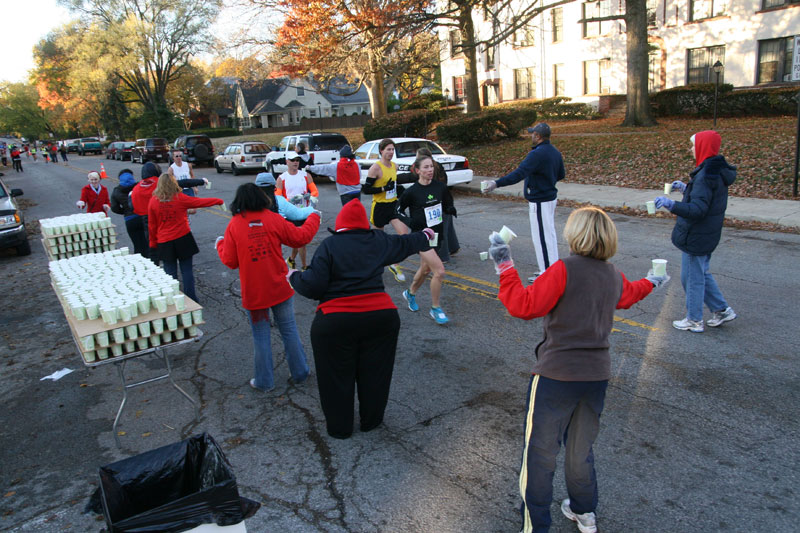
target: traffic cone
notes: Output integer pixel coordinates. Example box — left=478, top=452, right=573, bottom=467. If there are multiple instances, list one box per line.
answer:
left=100, top=163, right=108, bottom=179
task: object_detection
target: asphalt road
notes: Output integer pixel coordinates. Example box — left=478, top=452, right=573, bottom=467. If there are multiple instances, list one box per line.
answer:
left=1, top=154, right=799, bottom=532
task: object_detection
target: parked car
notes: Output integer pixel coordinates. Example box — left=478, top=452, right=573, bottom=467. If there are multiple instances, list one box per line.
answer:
left=105, top=141, right=121, bottom=159
left=67, top=139, right=81, bottom=153
left=353, top=138, right=473, bottom=187
left=265, top=132, right=350, bottom=174
left=214, top=142, right=271, bottom=175
left=171, top=134, right=215, bottom=166
left=115, top=141, right=135, bottom=161
left=0, top=177, right=29, bottom=256
left=131, top=138, right=169, bottom=164
left=78, top=137, right=102, bottom=156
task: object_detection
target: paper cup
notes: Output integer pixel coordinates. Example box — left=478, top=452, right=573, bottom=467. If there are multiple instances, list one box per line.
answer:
left=428, top=232, right=438, bottom=247
left=180, top=312, right=193, bottom=327
left=205, top=180, right=211, bottom=190
left=136, top=338, right=149, bottom=350
left=480, top=180, right=492, bottom=193
left=119, top=305, right=132, bottom=322
left=86, top=303, right=100, bottom=320
left=100, top=307, right=117, bottom=325
left=126, top=325, right=139, bottom=340
left=191, top=309, right=203, bottom=323
left=71, top=303, right=87, bottom=320
left=138, top=321, right=151, bottom=337
left=96, top=331, right=110, bottom=347
left=161, top=331, right=172, bottom=343
left=173, top=293, right=185, bottom=311
left=150, top=334, right=162, bottom=347
left=112, top=328, right=125, bottom=344
left=124, top=340, right=136, bottom=353
left=479, top=251, right=489, bottom=261
left=137, top=297, right=151, bottom=314
left=174, top=328, right=185, bottom=340
left=646, top=200, right=656, bottom=214
left=80, top=335, right=95, bottom=351
left=166, top=315, right=179, bottom=331
left=152, top=318, right=164, bottom=334
left=111, top=344, right=123, bottom=357
left=188, top=326, right=198, bottom=337
left=498, top=225, right=517, bottom=244
left=97, top=348, right=109, bottom=360
left=664, top=183, right=672, bottom=194
left=83, top=350, right=96, bottom=363
left=652, top=259, right=667, bottom=277
left=154, top=296, right=167, bottom=313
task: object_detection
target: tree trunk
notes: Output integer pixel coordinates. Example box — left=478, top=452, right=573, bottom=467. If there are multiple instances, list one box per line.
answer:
left=460, top=7, right=481, bottom=113
left=622, top=0, right=656, bottom=126
left=366, top=51, right=387, bottom=118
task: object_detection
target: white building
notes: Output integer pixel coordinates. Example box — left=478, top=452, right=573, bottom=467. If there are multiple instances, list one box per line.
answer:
left=439, top=0, right=800, bottom=109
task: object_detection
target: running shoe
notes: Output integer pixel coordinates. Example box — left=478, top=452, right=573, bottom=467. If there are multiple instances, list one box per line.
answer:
left=402, top=290, right=419, bottom=312
left=672, top=317, right=704, bottom=332
left=429, top=307, right=449, bottom=324
left=286, top=257, right=296, bottom=269
left=560, top=499, right=597, bottom=533
left=388, top=264, right=406, bottom=282
left=706, top=307, right=736, bottom=327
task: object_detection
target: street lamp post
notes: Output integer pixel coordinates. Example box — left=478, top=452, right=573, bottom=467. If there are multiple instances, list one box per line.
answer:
left=317, top=101, right=322, bottom=132
left=712, top=60, right=723, bottom=129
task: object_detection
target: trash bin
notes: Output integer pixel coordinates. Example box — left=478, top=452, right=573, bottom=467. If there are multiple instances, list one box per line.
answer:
left=95, top=433, right=259, bottom=533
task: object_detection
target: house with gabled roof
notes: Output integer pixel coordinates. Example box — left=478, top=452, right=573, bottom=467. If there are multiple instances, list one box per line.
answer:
left=231, top=77, right=372, bottom=130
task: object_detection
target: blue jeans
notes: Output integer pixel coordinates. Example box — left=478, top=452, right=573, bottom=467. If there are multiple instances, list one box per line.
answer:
left=680, top=252, right=728, bottom=321
left=162, top=256, right=196, bottom=302
left=249, top=297, right=309, bottom=390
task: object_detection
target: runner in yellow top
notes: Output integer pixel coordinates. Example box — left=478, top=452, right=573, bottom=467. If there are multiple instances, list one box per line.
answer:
left=361, top=138, right=409, bottom=282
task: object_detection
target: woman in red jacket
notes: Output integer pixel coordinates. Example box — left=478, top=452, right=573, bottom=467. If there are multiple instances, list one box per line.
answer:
left=216, top=183, right=321, bottom=391
left=148, top=173, right=223, bottom=302
left=77, top=172, right=110, bottom=215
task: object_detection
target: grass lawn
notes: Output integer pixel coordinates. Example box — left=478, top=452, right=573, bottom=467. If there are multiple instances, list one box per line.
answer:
left=210, top=116, right=798, bottom=200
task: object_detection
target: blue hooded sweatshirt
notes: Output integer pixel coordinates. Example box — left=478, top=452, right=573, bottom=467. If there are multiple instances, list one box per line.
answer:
left=111, top=169, right=138, bottom=220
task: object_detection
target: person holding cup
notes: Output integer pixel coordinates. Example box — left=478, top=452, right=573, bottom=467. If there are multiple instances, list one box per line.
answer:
left=288, top=199, right=432, bottom=439
left=397, top=153, right=456, bottom=324
left=489, top=206, right=668, bottom=533
left=653, top=130, right=737, bottom=332
left=77, top=172, right=110, bottom=215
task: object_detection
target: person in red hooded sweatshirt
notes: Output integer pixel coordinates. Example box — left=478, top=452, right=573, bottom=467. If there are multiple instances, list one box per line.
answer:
left=654, top=130, right=737, bottom=333
left=288, top=199, right=433, bottom=439
left=148, top=173, right=223, bottom=303
left=77, top=172, right=110, bottom=215
left=216, top=183, right=321, bottom=392
left=305, top=145, right=363, bottom=206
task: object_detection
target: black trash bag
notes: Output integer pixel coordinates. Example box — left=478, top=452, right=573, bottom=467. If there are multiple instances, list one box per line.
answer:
left=90, top=433, right=259, bottom=533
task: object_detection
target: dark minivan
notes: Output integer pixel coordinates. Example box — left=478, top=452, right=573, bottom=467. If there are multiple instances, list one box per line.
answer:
left=131, top=138, right=169, bottom=164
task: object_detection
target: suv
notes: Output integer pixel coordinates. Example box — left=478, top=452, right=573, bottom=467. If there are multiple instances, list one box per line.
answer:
left=0, top=177, right=29, bottom=256
left=171, top=134, right=215, bottom=166
left=265, top=132, right=350, bottom=174
left=67, top=139, right=81, bottom=153
left=78, top=137, right=102, bottom=156
left=131, top=138, right=169, bottom=164
left=214, top=141, right=270, bottom=175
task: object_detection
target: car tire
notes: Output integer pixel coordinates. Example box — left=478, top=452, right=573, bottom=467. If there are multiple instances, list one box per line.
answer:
left=232, top=164, right=240, bottom=176
left=16, top=239, right=31, bottom=256
left=215, top=161, right=223, bottom=174
left=194, top=144, right=209, bottom=163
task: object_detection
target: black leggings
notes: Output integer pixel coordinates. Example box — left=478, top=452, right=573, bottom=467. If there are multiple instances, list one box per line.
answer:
left=125, top=216, right=149, bottom=257
left=310, top=308, right=400, bottom=439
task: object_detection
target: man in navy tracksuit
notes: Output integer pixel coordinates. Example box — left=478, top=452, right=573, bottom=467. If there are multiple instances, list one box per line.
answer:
left=482, top=123, right=565, bottom=282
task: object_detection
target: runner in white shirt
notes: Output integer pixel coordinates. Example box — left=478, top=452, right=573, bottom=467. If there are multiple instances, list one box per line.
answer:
left=276, top=152, right=319, bottom=270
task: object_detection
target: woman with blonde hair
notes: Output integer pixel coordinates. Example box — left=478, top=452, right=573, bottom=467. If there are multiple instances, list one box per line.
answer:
left=489, top=206, right=669, bottom=533
left=148, top=173, right=223, bottom=302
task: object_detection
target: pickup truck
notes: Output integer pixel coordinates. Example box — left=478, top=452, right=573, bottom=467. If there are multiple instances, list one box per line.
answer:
left=264, top=132, right=350, bottom=174
left=78, top=138, right=102, bottom=156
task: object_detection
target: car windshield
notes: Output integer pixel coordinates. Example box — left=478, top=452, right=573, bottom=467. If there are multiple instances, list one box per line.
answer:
left=311, top=135, right=348, bottom=151
left=245, top=144, right=269, bottom=154
left=82, top=138, right=100, bottom=142
left=394, top=141, right=445, bottom=158
left=148, top=139, right=167, bottom=146
left=122, top=142, right=135, bottom=148
left=0, top=184, right=7, bottom=198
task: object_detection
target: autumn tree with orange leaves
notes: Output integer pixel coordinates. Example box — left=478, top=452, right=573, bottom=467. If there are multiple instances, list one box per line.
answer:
left=270, top=0, right=434, bottom=118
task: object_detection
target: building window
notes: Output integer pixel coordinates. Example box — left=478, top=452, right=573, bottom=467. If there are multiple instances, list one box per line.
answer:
left=687, top=45, right=725, bottom=84
left=582, top=0, right=611, bottom=38
left=514, top=26, right=535, bottom=47
left=552, top=8, right=563, bottom=42
left=484, top=45, right=496, bottom=70
left=309, top=109, right=317, bottom=118
left=583, top=59, right=610, bottom=94
left=762, top=0, right=799, bottom=8
left=648, top=49, right=662, bottom=92
left=453, top=76, right=465, bottom=103
left=296, top=86, right=304, bottom=97
left=449, top=30, right=462, bottom=57
left=554, top=64, right=565, bottom=96
left=689, top=0, right=727, bottom=21
left=647, top=0, right=658, bottom=26
left=757, top=37, right=795, bottom=83
left=514, top=67, right=536, bottom=99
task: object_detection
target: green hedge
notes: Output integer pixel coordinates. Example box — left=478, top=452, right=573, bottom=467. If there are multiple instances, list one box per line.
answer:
left=189, top=127, right=242, bottom=138
left=651, top=85, right=799, bottom=117
left=435, top=105, right=538, bottom=145
left=363, top=109, right=432, bottom=139
left=401, top=91, right=448, bottom=112
left=493, top=97, right=597, bottom=120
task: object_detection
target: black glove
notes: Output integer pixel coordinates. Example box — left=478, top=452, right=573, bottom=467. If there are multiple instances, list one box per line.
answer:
left=445, top=205, right=457, bottom=217
left=383, top=180, right=395, bottom=192
left=149, top=247, right=160, bottom=266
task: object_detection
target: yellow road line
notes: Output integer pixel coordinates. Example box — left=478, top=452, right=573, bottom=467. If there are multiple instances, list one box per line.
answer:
left=613, top=316, right=658, bottom=331
left=442, top=279, right=499, bottom=299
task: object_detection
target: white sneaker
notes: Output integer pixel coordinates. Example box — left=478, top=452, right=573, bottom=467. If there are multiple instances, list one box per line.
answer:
left=707, top=307, right=736, bottom=327
left=672, top=317, right=704, bottom=332
left=561, top=499, right=597, bottom=533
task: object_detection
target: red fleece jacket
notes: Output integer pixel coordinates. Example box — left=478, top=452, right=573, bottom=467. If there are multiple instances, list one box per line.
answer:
left=79, top=184, right=110, bottom=214
left=131, top=177, right=157, bottom=216
left=148, top=193, right=223, bottom=247
left=217, top=209, right=320, bottom=310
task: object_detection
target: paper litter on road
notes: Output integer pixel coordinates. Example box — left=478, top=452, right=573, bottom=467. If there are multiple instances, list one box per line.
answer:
left=40, top=368, right=74, bottom=381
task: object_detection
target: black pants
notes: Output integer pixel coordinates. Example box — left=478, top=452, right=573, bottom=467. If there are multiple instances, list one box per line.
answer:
left=12, top=159, right=22, bottom=172
left=310, top=308, right=400, bottom=439
left=125, top=216, right=149, bottom=257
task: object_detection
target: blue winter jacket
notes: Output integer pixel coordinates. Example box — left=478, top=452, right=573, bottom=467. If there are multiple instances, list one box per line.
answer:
left=670, top=155, right=736, bottom=255
left=494, top=140, right=565, bottom=202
